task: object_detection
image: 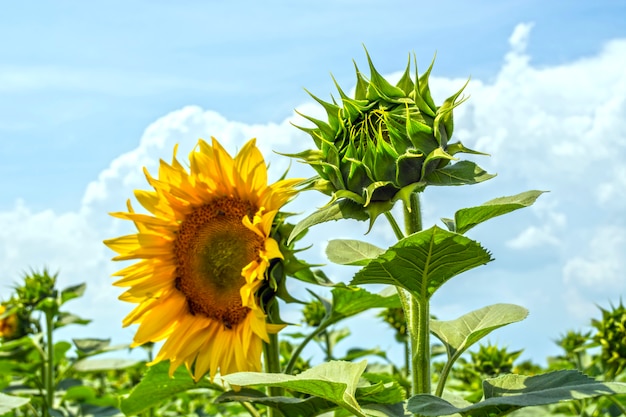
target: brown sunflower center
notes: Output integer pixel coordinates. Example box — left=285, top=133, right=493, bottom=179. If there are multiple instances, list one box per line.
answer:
left=173, top=197, right=263, bottom=329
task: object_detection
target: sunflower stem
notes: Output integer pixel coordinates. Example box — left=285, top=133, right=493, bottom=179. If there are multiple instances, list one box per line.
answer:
left=241, top=401, right=262, bottom=417
left=403, top=193, right=431, bottom=397
left=263, top=332, right=283, bottom=398
left=44, top=309, right=55, bottom=416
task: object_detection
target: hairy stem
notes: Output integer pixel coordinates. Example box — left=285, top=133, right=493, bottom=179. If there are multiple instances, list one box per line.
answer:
left=44, top=310, right=55, bottom=416
left=404, top=193, right=431, bottom=396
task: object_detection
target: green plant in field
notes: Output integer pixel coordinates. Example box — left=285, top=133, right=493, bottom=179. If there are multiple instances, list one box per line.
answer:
left=6, top=49, right=626, bottom=417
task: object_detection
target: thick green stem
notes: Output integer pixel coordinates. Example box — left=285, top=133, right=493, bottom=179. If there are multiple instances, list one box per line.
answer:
left=44, top=311, right=55, bottom=415
left=263, top=306, right=284, bottom=417
left=404, top=193, right=422, bottom=235
left=410, top=296, right=431, bottom=395
left=404, top=193, right=431, bottom=396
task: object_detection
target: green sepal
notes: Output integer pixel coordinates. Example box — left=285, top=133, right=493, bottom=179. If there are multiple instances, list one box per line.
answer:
left=436, top=77, right=470, bottom=140
left=364, top=48, right=406, bottom=101
left=446, top=141, right=490, bottom=157
left=288, top=199, right=369, bottom=244
left=396, top=55, right=415, bottom=95
left=420, top=148, right=457, bottom=180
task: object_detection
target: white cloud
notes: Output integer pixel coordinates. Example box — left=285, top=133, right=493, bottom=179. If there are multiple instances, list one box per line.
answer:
left=563, top=226, right=626, bottom=291
left=1, top=23, right=626, bottom=361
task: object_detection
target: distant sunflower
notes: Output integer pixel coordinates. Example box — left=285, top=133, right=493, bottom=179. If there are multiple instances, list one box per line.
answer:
left=104, top=138, right=301, bottom=381
left=0, top=305, right=18, bottom=340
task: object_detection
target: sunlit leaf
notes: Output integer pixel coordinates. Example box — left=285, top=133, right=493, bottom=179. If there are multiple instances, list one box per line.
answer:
left=223, top=361, right=369, bottom=417
left=326, top=239, right=385, bottom=266
left=352, top=226, right=493, bottom=300
left=408, top=370, right=626, bottom=416
left=120, top=361, right=219, bottom=415
left=431, top=304, right=529, bottom=361
left=73, top=358, right=141, bottom=372
left=451, top=190, right=546, bottom=234
left=0, top=393, right=30, bottom=414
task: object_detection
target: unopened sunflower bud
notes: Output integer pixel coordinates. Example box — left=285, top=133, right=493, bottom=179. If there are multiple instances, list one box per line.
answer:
left=291, top=50, right=490, bottom=224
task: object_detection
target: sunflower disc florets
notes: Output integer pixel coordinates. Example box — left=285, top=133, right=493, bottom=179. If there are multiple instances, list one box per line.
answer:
left=292, top=51, right=490, bottom=225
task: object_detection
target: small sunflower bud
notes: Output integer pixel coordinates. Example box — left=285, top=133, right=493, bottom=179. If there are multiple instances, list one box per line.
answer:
left=291, top=50, right=490, bottom=224
left=302, top=299, right=326, bottom=327
left=592, top=300, right=626, bottom=379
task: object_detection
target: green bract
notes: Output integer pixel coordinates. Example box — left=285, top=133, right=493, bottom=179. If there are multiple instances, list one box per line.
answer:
left=290, top=51, right=491, bottom=223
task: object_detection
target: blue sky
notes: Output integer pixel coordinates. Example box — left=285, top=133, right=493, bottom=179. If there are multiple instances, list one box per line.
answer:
left=2, top=1, right=626, bottom=365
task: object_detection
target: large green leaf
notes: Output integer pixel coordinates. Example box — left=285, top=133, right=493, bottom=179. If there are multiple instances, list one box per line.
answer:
left=216, top=388, right=337, bottom=417
left=408, top=370, right=626, bottom=416
left=326, top=239, right=385, bottom=266
left=443, top=190, right=546, bottom=234
left=425, top=161, right=495, bottom=186
left=223, top=361, right=369, bottom=417
left=431, top=304, right=529, bottom=361
left=0, top=393, right=30, bottom=414
left=217, top=377, right=407, bottom=417
left=351, top=226, right=493, bottom=300
left=120, top=361, right=219, bottom=415
left=288, top=199, right=369, bottom=244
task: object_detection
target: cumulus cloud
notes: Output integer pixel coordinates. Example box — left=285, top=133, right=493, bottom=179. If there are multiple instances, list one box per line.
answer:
left=1, top=23, right=625, bottom=361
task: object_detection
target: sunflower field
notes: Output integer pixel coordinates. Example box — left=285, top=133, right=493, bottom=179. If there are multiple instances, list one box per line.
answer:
left=1, top=52, right=625, bottom=417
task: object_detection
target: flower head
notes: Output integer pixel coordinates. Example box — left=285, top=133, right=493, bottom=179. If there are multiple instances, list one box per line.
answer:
left=291, top=51, right=492, bottom=226
left=0, top=305, right=19, bottom=340
left=104, top=138, right=300, bottom=381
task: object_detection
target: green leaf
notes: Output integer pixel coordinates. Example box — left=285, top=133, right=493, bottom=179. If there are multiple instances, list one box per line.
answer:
left=73, top=358, right=140, bottom=372
left=425, top=161, right=496, bottom=186
left=0, top=393, right=30, bottom=414
left=120, top=361, right=219, bottom=415
left=216, top=388, right=338, bottom=417
left=408, top=370, right=626, bottom=416
left=430, top=304, right=528, bottom=362
left=358, top=373, right=406, bottom=405
left=60, top=282, right=86, bottom=304
left=351, top=226, right=493, bottom=300
left=326, top=239, right=385, bottom=266
left=452, top=190, right=547, bottom=234
left=288, top=199, right=368, bottom=244
left=73, top=338, right=111, bottom=354
left=327, top=285, right=401, bottom=325
left=55, top=312, right=91, bottom=328
left=223, top=360, right=369, bottom=417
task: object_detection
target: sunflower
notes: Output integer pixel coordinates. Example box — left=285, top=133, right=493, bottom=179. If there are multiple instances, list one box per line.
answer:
left=0, top=305, right=19, bottom=340
left=104, top=137, right=301, bottom=381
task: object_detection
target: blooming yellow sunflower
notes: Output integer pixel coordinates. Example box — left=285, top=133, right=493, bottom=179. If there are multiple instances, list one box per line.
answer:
left=104, top=137, right=301, bottom=381
left=0, top=305, right=19, bottom=340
